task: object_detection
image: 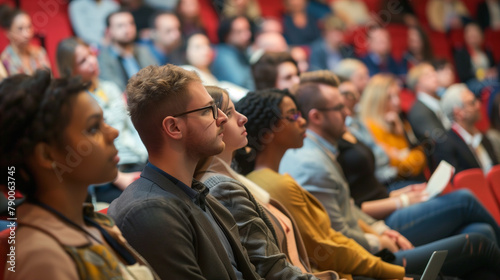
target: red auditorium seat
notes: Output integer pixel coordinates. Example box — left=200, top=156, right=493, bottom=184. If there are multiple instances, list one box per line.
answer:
left=484, top=29, right=500, bottom=62
left=386, top=24, right=408, bottom=61
left=452, top=168, right=500, bottom=224
left=399, top=87, right=415, bottom=114
left=257, top=0, right=285, bottom=19
left=487, top=165, right=500, bottom=208
left=198, top=0, right=220, bottom=43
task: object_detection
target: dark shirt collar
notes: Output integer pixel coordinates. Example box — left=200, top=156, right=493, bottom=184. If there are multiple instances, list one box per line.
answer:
left=147, top=162, right=209, bottom=210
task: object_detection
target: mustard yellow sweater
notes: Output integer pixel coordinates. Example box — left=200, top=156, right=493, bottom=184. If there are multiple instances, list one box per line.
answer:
left=247, top=168, right=405, bottom=280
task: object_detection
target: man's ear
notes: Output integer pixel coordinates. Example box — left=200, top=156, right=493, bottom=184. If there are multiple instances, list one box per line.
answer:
left=32, top=143, right=56, bottom=170
left=308, top=109, right=321, bottom=126
left=162, top=116, right=183, bottom=140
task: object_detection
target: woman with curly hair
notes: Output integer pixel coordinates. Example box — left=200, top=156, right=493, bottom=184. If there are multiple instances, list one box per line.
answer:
left=0, top=70, right=158, bottom=279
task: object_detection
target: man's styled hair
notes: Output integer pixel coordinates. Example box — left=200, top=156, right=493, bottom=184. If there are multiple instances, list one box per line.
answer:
left=296, top=70, right=340, bottom=121
left=126, top=64, right=201, bottom=151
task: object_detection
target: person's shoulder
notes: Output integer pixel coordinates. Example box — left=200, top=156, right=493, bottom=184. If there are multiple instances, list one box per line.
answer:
left=10, top=227, right=78, bottom=279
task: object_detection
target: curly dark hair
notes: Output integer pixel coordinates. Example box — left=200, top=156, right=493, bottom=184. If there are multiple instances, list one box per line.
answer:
left=252, top=52, right=299, bottom=90
left=0, top=69, right=90, bottom=197
left=233, top=88, right=295, bottom=174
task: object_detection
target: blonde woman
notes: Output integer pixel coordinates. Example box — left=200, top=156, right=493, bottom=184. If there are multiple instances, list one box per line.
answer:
left=359, top=74, right=426, bottom=181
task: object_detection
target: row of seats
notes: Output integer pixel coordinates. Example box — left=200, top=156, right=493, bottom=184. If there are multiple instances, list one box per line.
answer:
left=442, top=165, right=500, bottom=224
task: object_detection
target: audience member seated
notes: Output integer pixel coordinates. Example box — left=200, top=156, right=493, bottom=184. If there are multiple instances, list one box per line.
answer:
left=329, top=74, right=400, bottom=186
left=98, top=9, right=157, bottom=92
left=432, top=58, right=456, bottom=97
left=57, top=37, right=148, bottom=204
left=360, top=74, right=427, bottom=181
left=181, top=33, right=248, bottom=101
left=290, top=46, right=309, bottom=73
left=195, top=86, right=336, bottom=280
left=252, top=52, right=300, bottom=91
left=426, top=0, right=470, bottom=32
left=330, top=0, right=370, bottom=29
left=401, top=26, right=434, bottom=74
left=222, top=0, right=262, bottom=26
left=361, top=26, right=402, bottom=77
left=379, top=0, right=418, bottom=26
left=454, top=22, right=498, bottom=95
left=407, top=63, right=451, bottom=150
left=250, top=31, right=289, bottom=57
left=68, top=0, right=119, bottom=48
left=0, top=70, right=158, bottom=280
left=142, top=12, right=185, bottom=66
left=282, top=0, right=322, bottom=45
left=333, top=58, right=370, bottom=93
left=487, top=93, right=500, bottom=160
left=477, top=0, right=500, bottom=31
left=108, top=65, right=262, bottom=280
left=120, top=0, right=156, bottom=41
left=235, top=88, right=407, bottom=280
left=259, top=17, right=284, bottom=34
left=0, top=5, right=51, bottom=76
left=436, top=83, right=499, bottom=174
left=279, top=72, right=500, bottom=279
left=175, top=0, right=206, bottom=39
left=309, top=15, right=355, bottom=72
left=211, top=16, right=255, bottom=90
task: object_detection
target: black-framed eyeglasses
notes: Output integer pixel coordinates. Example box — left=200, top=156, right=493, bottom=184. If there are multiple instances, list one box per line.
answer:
left=283, top=111, right=302, bottom=122
left=173, top=103, right=218, bottom=120
left=316, top=103, right=345, bottom=112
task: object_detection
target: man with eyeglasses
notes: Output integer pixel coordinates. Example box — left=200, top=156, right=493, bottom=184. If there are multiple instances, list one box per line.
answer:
left=108, top=64, right=263, bottom=280
left=280, top=71, right=415, bottom=259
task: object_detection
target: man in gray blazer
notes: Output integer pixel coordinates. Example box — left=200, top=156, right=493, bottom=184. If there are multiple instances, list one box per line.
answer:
left=98, top=9, right=157, bottom=92
left=108, top=64, right=262, bottom=280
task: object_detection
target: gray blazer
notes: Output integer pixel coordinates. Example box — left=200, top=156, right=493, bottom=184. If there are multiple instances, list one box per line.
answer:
left=97, top=44, right=157, bottom=92
left=203, top=174, right=318, bottom=280
left=108, top=165, right=262, bottom=280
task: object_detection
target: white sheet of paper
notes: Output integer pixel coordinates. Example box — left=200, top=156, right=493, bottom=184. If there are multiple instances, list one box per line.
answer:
left=426, top=160, right=455, bottom=198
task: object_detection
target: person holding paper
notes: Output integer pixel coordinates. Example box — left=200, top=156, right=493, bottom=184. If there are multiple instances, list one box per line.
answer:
left=286, top=70, right=500, bottom=244
left=436, top=83, right=499, bottom=174
left=238, top=81, right=500, bottom=279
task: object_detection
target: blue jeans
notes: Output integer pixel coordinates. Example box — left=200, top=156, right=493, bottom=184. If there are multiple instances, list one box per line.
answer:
left=394, top=233, right=500, bottom=278
left=385, top=189, right=500, bottom=246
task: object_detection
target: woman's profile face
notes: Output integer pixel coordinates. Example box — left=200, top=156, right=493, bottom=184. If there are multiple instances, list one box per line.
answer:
left=73, top=45, right=100, bottom=82
left=186, top=34, right=213, bottom=69
left=385, top=83, right=401, bottom=114
left=8, top=13, right=33, bottom=48
left=220, top=93, right=248, bottom=153
left=50, top=92, right=119, bottom=186
left=407, top=28, right=423, bottom=54
left=273, top=96, right=307, bottom=149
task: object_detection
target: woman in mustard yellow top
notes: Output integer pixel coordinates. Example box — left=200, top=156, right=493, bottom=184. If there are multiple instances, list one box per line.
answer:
left=234, top=88, right=406, bottom=280
left=359, top=74, right=427, bottom=180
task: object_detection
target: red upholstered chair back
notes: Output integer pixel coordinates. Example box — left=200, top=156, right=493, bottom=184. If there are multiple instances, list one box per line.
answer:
left=452, top=168, right=500, bottom=224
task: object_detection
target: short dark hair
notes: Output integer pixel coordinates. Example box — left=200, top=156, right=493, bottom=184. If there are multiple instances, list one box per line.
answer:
left=105, top=8, right=132, bottom=28
left=126, top=64, right=201, bottom=152
left=252, top=52, right=298, bottom=90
